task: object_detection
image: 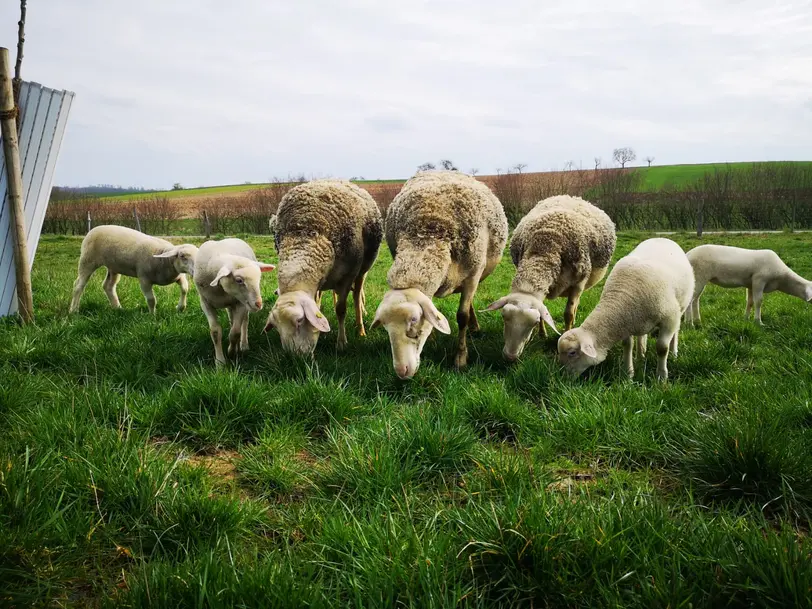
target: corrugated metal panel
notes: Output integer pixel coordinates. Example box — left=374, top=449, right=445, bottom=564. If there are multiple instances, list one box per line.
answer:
left=0, top=80, right=74, bottom=317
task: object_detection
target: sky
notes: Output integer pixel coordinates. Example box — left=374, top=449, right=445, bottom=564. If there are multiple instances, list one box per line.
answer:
left=1, top=0, right=811, bottom=189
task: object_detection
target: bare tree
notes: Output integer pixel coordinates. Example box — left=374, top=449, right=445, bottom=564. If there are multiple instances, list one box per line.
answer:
left=563, top=160, right=575, bottom=172
left=439, top=159, right=458, bottom=171
left=470, top=168, right=479, bottom=176
left=417, top=162, right=436, bottom=171
left=513, top=163, right=528, bottom=174
left=613, top=147, right=636, bottom=168
left=645, top=156, right=655, bottom=167
left=594, top=157, right=601, bottom=171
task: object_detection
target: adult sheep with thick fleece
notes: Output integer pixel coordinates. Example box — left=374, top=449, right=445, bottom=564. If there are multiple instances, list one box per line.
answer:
left=685, top=244, right=812, bottom=325
left=263, top=180, right=383, bottom=354
left=371, top=170, right=508, bottom=379
left=484, top=195, right=616, bottom=361
left=69, top=225, right=198, bottom=314
left=194, top=238, right=275, bottom=366
left=557, top=237, right=694, bottom=382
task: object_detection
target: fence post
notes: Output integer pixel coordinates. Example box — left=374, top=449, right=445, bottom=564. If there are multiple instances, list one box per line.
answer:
left=203, top=210, right=211, bottom=239
left=133, top=207, right=141, bottom=232
left=86, top=211, right=91, bottom=233
left=696, top=197, right=704, bottom=237
left=0, top=47, right=34, bottom=323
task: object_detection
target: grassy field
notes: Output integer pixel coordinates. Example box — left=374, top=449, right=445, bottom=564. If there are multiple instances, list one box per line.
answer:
left=636, top=161, right=812, bottom=190
left=2, top=232, right=812, bottom=607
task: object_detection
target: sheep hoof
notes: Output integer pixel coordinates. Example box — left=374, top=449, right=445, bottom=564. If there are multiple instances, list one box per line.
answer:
left=177, top=304, right=186, bottom=312
left=454, top=352, right=468, bottom=370
left=215, top=358, right=227, bottom=368
left=337, top=336, right=348, bottom=350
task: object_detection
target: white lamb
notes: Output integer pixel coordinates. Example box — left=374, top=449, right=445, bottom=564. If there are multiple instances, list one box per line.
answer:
left=685, top=244, right=812, bottom=325
left=193, top=238, right=275, bottom=366
left=69, top=225, right=198, bottom=314
left=557, top=238, right=695, bottom=382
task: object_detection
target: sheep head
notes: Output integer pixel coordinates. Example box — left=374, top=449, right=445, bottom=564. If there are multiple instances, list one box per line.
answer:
left=370, top=288, right=450, bottom=380
left=483, top=292, right=557, bottom=361
left=263, top=290, right=330, bottom=356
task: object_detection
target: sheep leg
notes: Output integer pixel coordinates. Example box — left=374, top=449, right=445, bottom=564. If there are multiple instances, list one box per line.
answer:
left=353, top=274, right=367, bottom=337
left=745, top=287, right=753, bottom=319
left=468, top=305, right=480, bottom=333
left=240, top=309, right=250, bottom=352
left=655, top=319, right=679, bottom=382
left=176, top=274, right=189, bottom=311
left=670, top=329, right=679, bottom=358
left=539, top=320, right=548, bottom=338
left=635, top=334, right=647, bottom=359
left=687, top=283, right=704, bottom=326
left=139, top=278, right=157, bottom=314
left=315, top=291, right=322, bottom=308
left=102, top=270, right=122, bottom=309
left=227, top=305, right=248, bottom=357
left=335, top=287, right=351, bottom=350
left=564, top=286, right=584, bottom=331
left=752, top=282, right=765, bottom=325
left=69, top=262, right=97, bottom=313
left=200, top=297, right=226, bottom=367
left=454, top=278, right=479, bottom=370
left=622, top=336, right=634, bottom=378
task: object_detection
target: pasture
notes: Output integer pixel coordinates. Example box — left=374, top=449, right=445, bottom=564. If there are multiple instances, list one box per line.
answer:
left=2, top=232, right=812, bottom=608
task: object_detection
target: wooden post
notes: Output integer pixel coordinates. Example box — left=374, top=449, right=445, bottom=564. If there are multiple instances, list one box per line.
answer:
left=86, top=210, right=92, bottom=233
left=133, top=207, right=141, bottom=232
left=13, top=1, right=26, bottom=132
left=203, top=209, right=211, bottom=239
left=696, top=197, right=704, bottom=238
left=0, top=47, right=34, bottom=322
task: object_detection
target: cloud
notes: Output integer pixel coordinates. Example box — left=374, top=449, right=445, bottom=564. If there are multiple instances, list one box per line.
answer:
left=1, top=0, right=810, bottom=187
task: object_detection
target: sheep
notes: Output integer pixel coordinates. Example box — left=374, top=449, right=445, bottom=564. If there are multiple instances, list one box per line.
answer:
left=263, top=179, right=383, bottom=355
left=483, top=195, right=616, bottom=361
left=371, top=170, right=508, bottom=379
left=684, top=244, right=812, bottom=325
left=194, top=238, right=275, bottom=366
left=69, top=225, right=198, bottom=314
left=557, top=237, right=694, bottom=382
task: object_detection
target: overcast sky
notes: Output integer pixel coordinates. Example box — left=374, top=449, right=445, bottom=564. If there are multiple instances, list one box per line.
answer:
left=2, top=0, right=811, bottom=189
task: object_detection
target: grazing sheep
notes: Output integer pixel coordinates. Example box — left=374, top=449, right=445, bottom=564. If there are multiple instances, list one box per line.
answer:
left=557, top=238, right=694, bottom=382
left=484, top=195, right=616, bottom=361
left=69, top=225, right=198, bottom=314
left=371, top=170, right=508, bottom=379
left=263, top=180, right=383, bottom=354
left=685, top=244, right=812, bottom=325
left=194, top=238, right=275, bottom=366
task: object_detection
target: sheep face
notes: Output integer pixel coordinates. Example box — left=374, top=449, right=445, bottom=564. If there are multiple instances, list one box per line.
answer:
left=371, top=289, right=450, bottom=380
left=557, top=328, right=602, bottom=376
left=264, top=291, right=330, bottom=355
left=153, top=244, right=200, bottom=277
left=484, top=293, right=558, bottom=362
left=210, top=261, right=275, bottom=312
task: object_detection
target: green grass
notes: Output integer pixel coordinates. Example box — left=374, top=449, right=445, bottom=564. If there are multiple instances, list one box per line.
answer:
left=2, top=231, right=812, bottom=607
left=636, top=161, right=812, bottom=190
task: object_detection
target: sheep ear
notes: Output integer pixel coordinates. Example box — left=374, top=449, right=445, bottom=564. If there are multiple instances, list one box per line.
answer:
left=255, top=261, right=276, bottom=272
left=210, top=265, right=232, bottom=286
left=303, top=298, right=331, bottom=333
left=538, top=304, right=559, bottom=335
left=482, top=296, right=508, bottom=312
left=580, top=341, right=597, bottom=358
left=419, top=298, right=451, bottom=335
left=153, top=247, right=179, bottom=259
